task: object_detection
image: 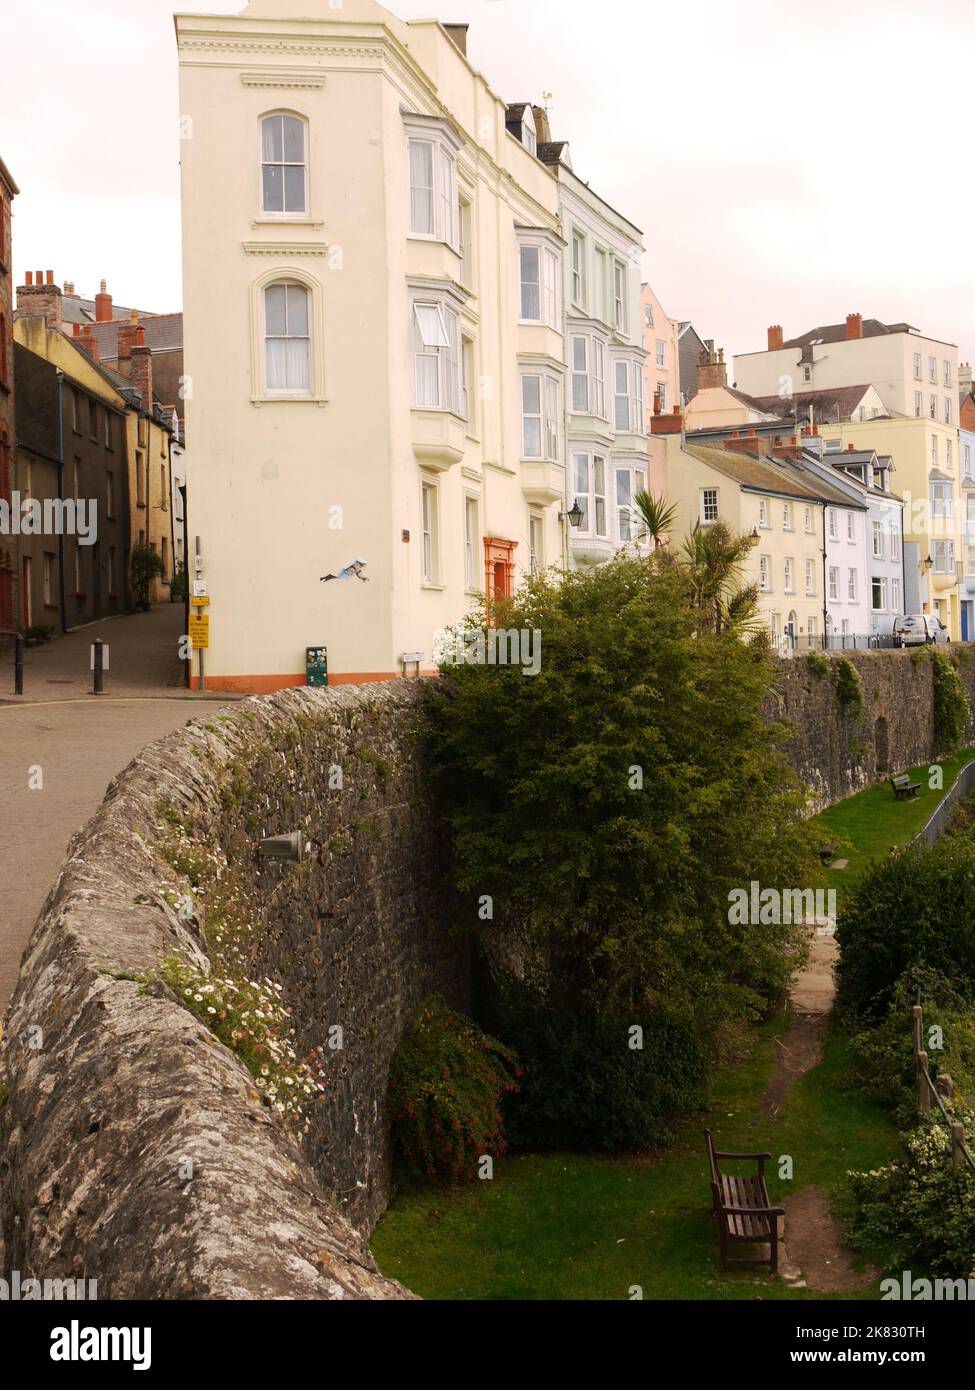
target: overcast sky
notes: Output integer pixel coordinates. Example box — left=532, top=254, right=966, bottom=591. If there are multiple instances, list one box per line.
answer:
left=3, top=0, right=973, bottom=366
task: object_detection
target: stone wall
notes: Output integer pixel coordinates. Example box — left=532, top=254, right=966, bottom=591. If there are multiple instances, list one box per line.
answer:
left=0, top=681, right=466, bottom=1299
left=768, top=649, right=975, bottom=808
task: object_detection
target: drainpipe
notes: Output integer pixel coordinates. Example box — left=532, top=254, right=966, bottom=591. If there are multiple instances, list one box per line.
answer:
left=817, top=505, right=823, bottom=644
left=55, top=369, right=67, bottom=633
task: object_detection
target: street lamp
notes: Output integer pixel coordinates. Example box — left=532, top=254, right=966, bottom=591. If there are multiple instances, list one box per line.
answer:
left=559, top=499, right=584, bottom=529
left=923, top=553, right=934, bottom=571
left=749, top=526, right=760, bottom=544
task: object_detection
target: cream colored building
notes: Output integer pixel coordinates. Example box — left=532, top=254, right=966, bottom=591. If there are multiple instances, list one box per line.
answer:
left=665, top=437, right=859, bottom=651
left=735, top=316, right=959, bottom=426
left=807, top=416, right=964, bottom=637
left=176, top=1, right=567, bottom=689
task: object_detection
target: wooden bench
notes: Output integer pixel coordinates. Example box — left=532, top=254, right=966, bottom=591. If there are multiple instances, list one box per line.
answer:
left=706, top=1130, right=784, bottom=1273
left=890, top=773, right=921, bottom=800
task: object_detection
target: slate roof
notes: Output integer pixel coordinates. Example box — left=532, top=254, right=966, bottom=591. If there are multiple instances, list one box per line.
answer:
left=684, top=444, right=865, bottom=509
left=89, top=312, right=184, bottom=360
left=744, top=384, right=883, bottom=422
left=781, top=319, right=918, bottom=349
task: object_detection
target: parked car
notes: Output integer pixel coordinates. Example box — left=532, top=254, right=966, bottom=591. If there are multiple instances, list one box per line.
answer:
left=892, top=614, right=950, bottom=647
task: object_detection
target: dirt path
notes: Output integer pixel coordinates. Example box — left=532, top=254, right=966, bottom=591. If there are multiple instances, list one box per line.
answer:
left=761, top=925, right=877, bottom=1292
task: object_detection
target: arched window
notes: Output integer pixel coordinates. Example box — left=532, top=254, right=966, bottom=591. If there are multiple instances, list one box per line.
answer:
left=261, top=113, right=307, bottom=215
left=264, top=281, right=311, bottom=394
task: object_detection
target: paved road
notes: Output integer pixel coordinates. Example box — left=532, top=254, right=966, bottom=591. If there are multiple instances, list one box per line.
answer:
left=0, top=606, right=236, bottom=1008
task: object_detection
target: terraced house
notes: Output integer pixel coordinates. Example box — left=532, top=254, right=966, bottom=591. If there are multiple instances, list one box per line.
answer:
left=177, top=0, right=575, bottom=689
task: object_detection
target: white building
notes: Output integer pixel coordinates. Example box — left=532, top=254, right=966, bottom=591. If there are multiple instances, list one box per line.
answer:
left=532, top=138, right=648, bottom=566
left=176, top=1, right=569, bottom=689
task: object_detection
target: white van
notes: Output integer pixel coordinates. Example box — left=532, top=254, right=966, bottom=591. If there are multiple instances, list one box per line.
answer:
left=892, top=614, right=950, bottom=647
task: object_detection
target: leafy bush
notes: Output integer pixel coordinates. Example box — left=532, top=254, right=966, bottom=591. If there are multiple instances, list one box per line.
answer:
left=389, top=997, right=520, bottom=1185
left=849, top=968, right=975, bottom=1124
left=805, top=650, right=830, bottom=678
left=836, top=836, right=975, bottom=1022
left=485, top=983, right=707, bottom=1151
left=130, top=541, right=165, bottom=609
left=849, top=1111, right=975, bottom=1277
left=429, top=555, right=815, bottom=1027
left=833, top=657, right=864, bottom=719
left=931, top=648, right=970, bottom=756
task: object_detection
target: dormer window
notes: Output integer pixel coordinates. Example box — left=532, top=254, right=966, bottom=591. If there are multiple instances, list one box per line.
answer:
left=522, top=105, right=537, bottom=157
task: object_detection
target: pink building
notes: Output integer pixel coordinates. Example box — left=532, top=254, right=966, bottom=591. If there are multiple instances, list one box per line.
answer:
left=641, top=281, right=680, bottom=498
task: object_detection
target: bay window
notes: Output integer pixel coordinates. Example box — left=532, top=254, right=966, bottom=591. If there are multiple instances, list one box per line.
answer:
left=521, top=372, right=561, bottom=460
left=520, top=242, right=559, bottom=326
left=571, top=334, right=607, bottom=417
left=573, top=452, right=608, bottom=537
left=612, top=358, right=645, bottom=433
left=412, top=299, right=461, bottom=414
left=615, top=464, right=646, bottom=542
left=612, top=259, right=627, bottom=332
left=407, top=129, right=459, bottom=247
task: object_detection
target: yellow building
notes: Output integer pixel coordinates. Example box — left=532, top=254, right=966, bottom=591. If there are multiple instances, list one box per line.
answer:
left=810, top=416, right=962, bottom=637
left=665, top=437, right=861, bottom=651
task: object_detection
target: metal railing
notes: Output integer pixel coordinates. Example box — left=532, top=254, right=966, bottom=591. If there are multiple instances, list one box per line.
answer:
left=912, top=1002, right=975, bottom=1175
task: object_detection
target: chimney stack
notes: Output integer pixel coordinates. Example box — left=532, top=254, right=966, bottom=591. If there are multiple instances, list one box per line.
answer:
left=443, top=23, right=468, bottom=57
left=118, top=310, right=152, bottom=411
left=767, top=324, right=784, bottom=351
left=846, top=312, right=863, bottom=340
left=78, top=324, right=100, bottom=364
left=95, top=279, right=113, bottom=323
left=696, top=345, right=728, bottom=393
left=531, top=104, right=552, bottom=144
left=15, top=271, right=63, bottom=331
left=650, top=405, right=684, bottom=435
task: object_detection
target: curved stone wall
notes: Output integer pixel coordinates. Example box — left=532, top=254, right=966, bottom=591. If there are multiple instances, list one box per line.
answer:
left=0, top=682, right=466, bottom=1300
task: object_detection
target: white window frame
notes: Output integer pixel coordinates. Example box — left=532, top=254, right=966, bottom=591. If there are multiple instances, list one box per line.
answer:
left=804, top=506, right=813, bottom=534
left=260, top=111, right=309, bottom=217
left=872, top=575, right=888, bottom=612
left=421, top=477, right=440, bottom=585
left=612, top=258, right=627, bottom=333
left=848, top=568, right=857, bottom=601
left=805, top=558, right=816, bottom=596
left=406, top=122, right=461, bottom=248
left=655, top=339, right=666, bottom=369
left=759, top=498, right=769, bottom=529
left=613, top=359, right=630, bottom=432
left=412, top=298, right=462, bottom=415
left=573, top=451, right=609, bottom=539
left=615, top=463, right=647, bottom=543
left=521, top=105, right=537, bottom=157
left=528, top=511, right=543, bottom=573
left=933, top=539, right=955, bottom=573
left=263, top=279, right=312, bottom=397
left=700, top=487, right=719, bottom=525
left=760, top=554, right=771, bottom=592
left=828, top=566, right=839, bottom=601
left=846, top=512, right=855, bottom=543
left=891, top=576, right=901, bottom=611
left=571, top=230, right=587, bottom=310
left=872, top=521, right=884, bottom=558
left=782, top=502, right=792, bottom=531
left=464, top=493, right=479, bottom=591
left=784, top=557, right=794, bottom=594
left=521, top=371, right=561, bottom=462
left=520, top=241, right=560, bottom=327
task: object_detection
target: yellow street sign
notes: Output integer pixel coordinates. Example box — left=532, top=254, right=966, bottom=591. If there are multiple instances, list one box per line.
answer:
left=189, top=615, right=210, bottom=649
left=192, top=595, right=210, bottom=607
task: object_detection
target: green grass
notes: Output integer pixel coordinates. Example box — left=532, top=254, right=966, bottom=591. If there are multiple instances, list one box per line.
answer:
left=813, top=747, right=975, bottom=906
left=371, top=1016, right=900, bottom=1301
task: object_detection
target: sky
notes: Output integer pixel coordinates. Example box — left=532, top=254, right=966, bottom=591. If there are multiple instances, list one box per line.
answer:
left=3, top=0, right=974, bottom=367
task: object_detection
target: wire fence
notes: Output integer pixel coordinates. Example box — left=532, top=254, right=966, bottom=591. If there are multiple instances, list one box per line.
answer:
left=912, top=1001, right=975, bottom=1176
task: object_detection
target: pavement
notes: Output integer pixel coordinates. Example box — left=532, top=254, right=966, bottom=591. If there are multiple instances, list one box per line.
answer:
left=0, top=605, right=237, bottom=1007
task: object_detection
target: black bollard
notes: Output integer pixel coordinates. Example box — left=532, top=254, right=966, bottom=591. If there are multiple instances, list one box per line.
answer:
left=92, top=639, right=105, bottom=696
left=14, top=633, right=23, bottom=695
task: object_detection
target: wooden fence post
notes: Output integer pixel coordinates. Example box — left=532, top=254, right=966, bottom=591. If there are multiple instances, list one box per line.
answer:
left=951, top=1122, right=965, bottom=1169
left=917, top=1051, right=931, bottom=1114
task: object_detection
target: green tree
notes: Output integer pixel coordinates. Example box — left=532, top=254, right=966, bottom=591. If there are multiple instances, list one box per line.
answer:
left=669, top=520, right=761, bottom=636
left=129, top=541, right=165, bottom=612
left=631, top=489, right=677, bottom=548
left=430, top=554, right=815, bottom=1026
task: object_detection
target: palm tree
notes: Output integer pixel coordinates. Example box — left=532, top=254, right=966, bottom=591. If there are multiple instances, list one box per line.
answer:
left=631, top=489, right=677, bottom=548
left=680, top=520, right=761, bottom=636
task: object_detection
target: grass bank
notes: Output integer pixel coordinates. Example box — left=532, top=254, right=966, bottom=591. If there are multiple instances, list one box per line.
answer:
left=371, top=1015, right=899, bottom=1301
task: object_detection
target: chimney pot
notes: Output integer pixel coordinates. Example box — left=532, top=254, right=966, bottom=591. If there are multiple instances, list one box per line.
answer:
left=25, top=271, right=32, bottom=286
left=95, top=282, right=113, bottom=323
left=46, top=270, right=54, bottom=285
left=848, top=442, right=855, bottom=450
left=767, top=324, right=784, bottom=351
left=846, top=312, right=863, bottom=340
